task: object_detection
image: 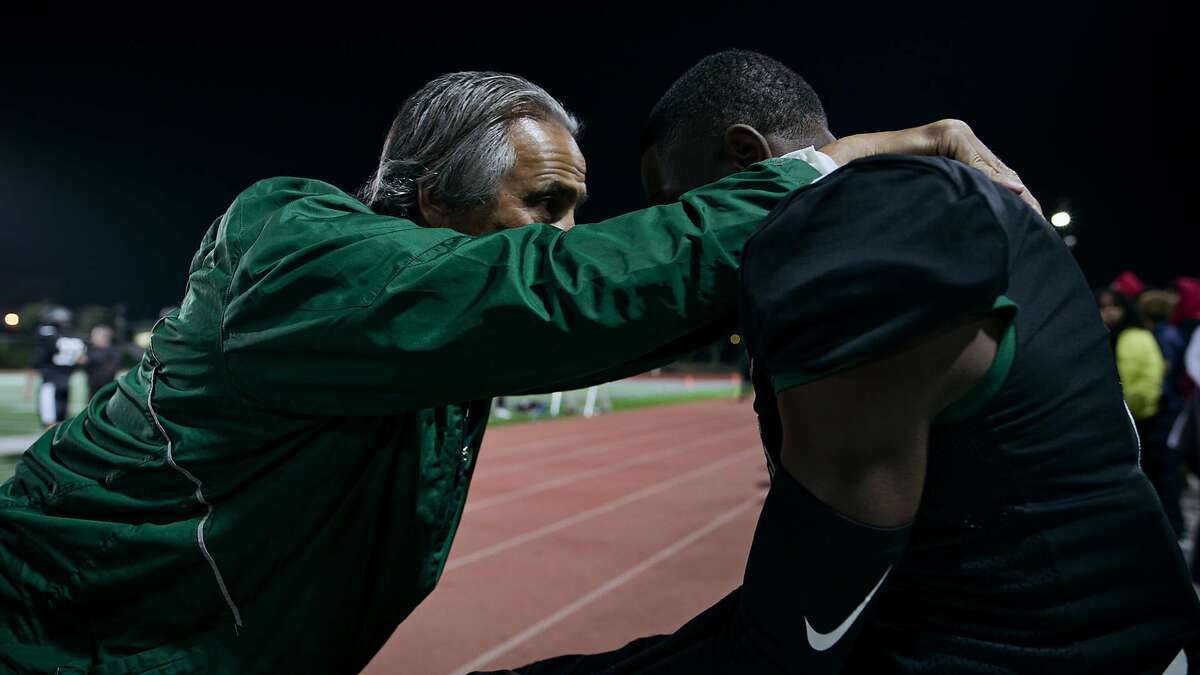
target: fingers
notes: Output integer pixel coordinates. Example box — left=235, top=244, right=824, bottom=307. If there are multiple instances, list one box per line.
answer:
left=936, top=120, right=1044, bottom=215
left=939, top=120, right=1019, bottom=187
left=824, top=121, right=1044, bottom=215
left=973, top=139, right=1025, bottom=195
left=1017, top=188, right=1043, bottom=215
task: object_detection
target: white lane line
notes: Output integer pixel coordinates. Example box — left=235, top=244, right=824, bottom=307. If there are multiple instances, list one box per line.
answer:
left=448, top=449, right=757, bottom=571
left=449, top=492, right=763, bottom=675
left=465, top=427, right=748, bottom=513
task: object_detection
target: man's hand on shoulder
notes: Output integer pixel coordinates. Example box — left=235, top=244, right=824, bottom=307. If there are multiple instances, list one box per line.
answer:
left=821, top=119, right=1042, bottom=215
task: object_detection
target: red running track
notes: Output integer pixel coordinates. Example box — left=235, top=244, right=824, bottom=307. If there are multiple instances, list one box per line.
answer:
left=362, top=399, right=769, bottom=675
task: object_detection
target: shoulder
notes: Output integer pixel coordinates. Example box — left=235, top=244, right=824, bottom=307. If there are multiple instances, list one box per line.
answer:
left=770, top=154, right=1030, bottom=233
left=220, top=177, right=428, bottom=265
left=225, top=177, right=374, bottom=236
left=740, top=156, right=1019, bottom=388
left=752, top=154, right=1021, bottom=250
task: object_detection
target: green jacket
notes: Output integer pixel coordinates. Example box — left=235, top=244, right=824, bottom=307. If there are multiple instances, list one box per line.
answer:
left=0, top=158, right=819, bottom=674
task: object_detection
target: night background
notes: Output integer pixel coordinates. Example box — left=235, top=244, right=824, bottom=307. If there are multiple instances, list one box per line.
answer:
left=0, top=2, right=1190, bottom=321
left=2, top=6, right=1200, bottom=670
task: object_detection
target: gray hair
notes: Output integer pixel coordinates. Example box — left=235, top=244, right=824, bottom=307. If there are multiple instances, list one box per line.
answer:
left=359, top=71, right=579, bottom=219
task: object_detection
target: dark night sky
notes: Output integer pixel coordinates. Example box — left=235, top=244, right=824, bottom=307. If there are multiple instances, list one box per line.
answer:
left=0, top=3, right=1190, bottom=319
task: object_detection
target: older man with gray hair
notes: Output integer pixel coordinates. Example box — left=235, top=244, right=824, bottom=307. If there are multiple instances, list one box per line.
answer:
left=0, top=70, right=1025, bottom=674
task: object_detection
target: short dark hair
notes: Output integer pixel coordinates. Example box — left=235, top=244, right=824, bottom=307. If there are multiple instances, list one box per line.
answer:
left=643, top=50, right=827, bottom=155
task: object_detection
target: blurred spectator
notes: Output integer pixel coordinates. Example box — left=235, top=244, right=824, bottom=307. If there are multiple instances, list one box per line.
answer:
left=1138, top=290, right=1188, bottom=537
left=1188, top=331, right=1200, bottom=405
left=737, top=349, right=753, bottom=402
left=1111, top=270, right=1146, bottom=301
left=23, top=307, right=86, bottom=428
left=1172, top=277, right=1200, bottom=397
left=1168, top=277, right=1200, bottom=581
left=85, top=324, right=121, bottom=399
left=1096, top=288, right=1183, bottom=536
left=1172, top=276, right=1200, bottom=330
left=1097, top=288, right=1164, bottom=420
left=1140, top=290, right=1187, bottom=420
left=493, top=396, right=513, bottom=420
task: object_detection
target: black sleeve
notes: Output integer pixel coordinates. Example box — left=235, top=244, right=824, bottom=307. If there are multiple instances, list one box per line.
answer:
left=739, top=155, right=1017, bottom=392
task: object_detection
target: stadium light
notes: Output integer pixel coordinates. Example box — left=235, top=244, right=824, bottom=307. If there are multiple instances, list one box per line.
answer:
left=1050, top=211, right=1072, bottom=228
left=3, top=313, right=18, bottom=327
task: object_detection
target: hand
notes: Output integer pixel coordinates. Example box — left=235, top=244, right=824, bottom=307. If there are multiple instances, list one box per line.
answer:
left=821, top=119, right=1041, bottom=214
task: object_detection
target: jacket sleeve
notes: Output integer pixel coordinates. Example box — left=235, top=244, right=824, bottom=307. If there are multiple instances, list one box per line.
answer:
left=221, top=158, right=820, bottom=415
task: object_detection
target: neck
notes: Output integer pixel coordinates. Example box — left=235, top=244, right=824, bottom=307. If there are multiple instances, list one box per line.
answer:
left=765, top=128, right=836, bottom=157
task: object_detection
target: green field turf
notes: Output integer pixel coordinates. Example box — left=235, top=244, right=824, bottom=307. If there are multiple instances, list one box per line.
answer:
left=0, top=372, right=88, bottom=437
left=0, top=372, right=89, bottom=483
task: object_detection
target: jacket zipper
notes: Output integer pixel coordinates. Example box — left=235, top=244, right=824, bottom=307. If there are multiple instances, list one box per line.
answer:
left=458, top=405, right=474, bottom=478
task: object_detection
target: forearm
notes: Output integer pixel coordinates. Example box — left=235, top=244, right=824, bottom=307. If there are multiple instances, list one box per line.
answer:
left=732, top=468, right=911, bottom=672
left=223, top=159, right=820, bottom=414
left=379, top=160, right=817, bottom=401
left=522, top=471, right=913, bottom=675
left=820, top=119, right=1038, bottom=213
left=586, top=469, right=911, bottom=674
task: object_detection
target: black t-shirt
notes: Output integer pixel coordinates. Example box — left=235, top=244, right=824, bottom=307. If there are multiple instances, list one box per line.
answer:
left=30, top=325, right=86, bottom=381
left=741, top=156, right=1200, bottom=672
left=85, top=345, right=120, bottom=391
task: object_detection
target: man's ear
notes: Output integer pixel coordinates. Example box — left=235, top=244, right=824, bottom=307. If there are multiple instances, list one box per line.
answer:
left=417, top=182, right=450, bottom=228
left=721, top=124, right=773, bottom=170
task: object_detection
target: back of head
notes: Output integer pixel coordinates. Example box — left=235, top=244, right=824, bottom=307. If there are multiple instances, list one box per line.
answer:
left=1172, top=276, right=1200, bottom=326
left=360, top=71, right=578, bottom=220
left=41, top=306, right=72, bottom=332
left=1137, top=290, right=1175, bottom=325
left=1110, top=270, right=1146, bottom=301
left=90, top=324, right=115, bottom=346
left=643, top=49, right=828, bottom=159
left=1096, top=287, right=1145, bottom=340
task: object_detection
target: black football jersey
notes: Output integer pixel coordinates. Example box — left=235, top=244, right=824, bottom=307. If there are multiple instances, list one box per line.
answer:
left=741, top=155, right=1200, bottom=673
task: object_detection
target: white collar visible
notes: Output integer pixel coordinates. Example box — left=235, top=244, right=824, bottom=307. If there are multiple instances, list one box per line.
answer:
left=780, top=146, right=839, bottom=182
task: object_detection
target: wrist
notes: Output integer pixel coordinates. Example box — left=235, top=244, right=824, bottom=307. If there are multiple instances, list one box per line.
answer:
left=818, top=135, right=871, bottom=166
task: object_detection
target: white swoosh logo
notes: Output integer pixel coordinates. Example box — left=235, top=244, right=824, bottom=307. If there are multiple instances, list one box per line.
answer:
left=804, top=566, right=892, bottom=652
